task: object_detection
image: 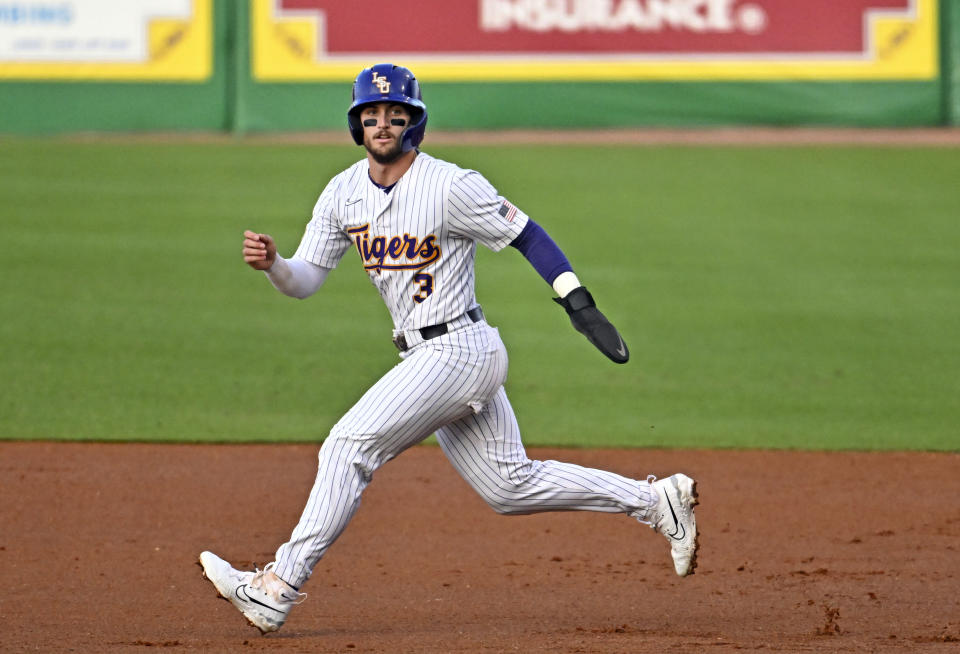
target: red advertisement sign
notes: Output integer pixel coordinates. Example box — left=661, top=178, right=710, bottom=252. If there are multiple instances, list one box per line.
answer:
left=275, top=0, right=914, bottom=56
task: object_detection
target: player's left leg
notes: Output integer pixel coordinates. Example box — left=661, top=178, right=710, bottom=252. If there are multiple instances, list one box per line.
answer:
left=434, top=387, right=699, bottom=575
left=435, top=387, right=656, bottom=518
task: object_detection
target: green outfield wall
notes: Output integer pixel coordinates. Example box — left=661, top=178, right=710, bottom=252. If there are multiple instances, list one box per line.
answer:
left=945, top=0, right=960, bottom=123
left=1, top=0, right=957, bottom=134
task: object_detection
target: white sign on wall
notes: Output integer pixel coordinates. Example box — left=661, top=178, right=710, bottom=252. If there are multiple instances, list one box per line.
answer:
left=0, top=1, right=193, bottom=62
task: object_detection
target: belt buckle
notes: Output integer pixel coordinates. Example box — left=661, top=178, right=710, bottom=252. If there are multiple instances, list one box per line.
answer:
left=392, top=333, right=408, bottom=351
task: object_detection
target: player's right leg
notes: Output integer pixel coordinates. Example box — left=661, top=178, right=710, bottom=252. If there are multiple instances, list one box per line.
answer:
left=198, top=551, right=306, bottom=634
left=199, top=322, right=508, bottom=632
left=270, top=322, right=509, bottom=589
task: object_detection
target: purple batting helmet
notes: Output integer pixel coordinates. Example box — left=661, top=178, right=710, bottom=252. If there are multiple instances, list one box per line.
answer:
left=348, top=63, right=427, bottom=152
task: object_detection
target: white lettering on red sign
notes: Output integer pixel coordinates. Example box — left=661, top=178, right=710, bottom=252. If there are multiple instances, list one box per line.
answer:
left=480, top=0, right=767, bottom=34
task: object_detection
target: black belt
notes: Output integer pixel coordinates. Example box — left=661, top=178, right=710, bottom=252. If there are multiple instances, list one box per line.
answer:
left=393, top=307, right=485, bottom=352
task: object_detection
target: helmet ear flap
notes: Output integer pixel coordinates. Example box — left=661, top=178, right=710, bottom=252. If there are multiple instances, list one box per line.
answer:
left=347, top=111, right=364, bottom=145
left=402, top=109, right=427, bottom=151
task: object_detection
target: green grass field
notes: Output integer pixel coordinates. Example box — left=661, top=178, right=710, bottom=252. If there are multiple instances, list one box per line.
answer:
left=1, top=139, right=957, bottom=450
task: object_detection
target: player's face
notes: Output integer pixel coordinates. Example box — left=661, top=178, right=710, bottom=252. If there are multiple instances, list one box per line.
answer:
left=361, top=103, right=411, bottom=164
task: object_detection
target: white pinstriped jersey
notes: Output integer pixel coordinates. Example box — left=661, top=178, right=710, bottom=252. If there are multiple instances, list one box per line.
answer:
left=293, top=152, right=529, bottom=331
left=268, top=153, right=661, bottom=591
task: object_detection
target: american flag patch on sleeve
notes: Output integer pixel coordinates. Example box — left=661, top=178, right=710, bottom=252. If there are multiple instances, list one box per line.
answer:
left=498, top=200, right=518, bottom=222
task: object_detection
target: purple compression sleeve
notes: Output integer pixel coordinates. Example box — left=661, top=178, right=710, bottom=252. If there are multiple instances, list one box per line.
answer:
left=509, top=219, right=573, bottom=284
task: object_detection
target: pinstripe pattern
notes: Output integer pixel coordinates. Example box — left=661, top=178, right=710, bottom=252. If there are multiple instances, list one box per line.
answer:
left=437, top=387, right=653, bottom=516
left=271, top=152, right=657, bottom=589
left=292, top=154, right=528, bottom=333
left=274, top=322, right=507, bottom=585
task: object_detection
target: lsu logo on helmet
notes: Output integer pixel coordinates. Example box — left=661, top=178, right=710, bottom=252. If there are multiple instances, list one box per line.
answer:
left=372, top=72, right=391, bottom=94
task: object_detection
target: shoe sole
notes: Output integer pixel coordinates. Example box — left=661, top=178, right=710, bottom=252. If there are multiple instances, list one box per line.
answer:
left=677, top=476, right=700, bottom=577
left=197, top=556, right=275, bottom=635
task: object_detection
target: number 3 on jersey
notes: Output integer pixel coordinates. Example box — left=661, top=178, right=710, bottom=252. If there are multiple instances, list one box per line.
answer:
left=412, top=273, right=433, bottom=304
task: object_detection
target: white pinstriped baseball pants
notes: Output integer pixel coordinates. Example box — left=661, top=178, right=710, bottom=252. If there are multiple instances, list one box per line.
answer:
left=273, top=321, right=656, bottom=587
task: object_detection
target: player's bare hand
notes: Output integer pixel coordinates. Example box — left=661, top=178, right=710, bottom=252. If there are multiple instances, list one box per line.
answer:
left=243, top=230, right=277, bottom=271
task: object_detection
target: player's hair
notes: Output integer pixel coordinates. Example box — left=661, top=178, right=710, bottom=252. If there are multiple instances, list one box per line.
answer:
left=348, top=64, right=428, bottom=153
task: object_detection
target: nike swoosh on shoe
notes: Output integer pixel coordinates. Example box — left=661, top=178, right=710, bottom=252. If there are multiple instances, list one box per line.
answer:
left=664, top=495, right=686, bottom=541
left=236, top=585, right=285, bottom=614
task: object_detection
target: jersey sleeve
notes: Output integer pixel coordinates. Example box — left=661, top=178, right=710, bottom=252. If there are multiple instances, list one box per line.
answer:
left=293, top=176, right=353, bottom=269
left=447, top=170, right=529, bottom=252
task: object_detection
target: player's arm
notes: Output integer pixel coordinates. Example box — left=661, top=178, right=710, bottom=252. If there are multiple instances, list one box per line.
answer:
left=509, top=220, right=629, bottom=364
left=448, top=171, right=628, bottom=364
left=242, top=230, right=330, bottom=299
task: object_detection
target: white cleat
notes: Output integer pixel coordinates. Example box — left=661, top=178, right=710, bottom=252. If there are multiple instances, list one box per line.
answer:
left=650, top=474, right=699, bottom=577
left=198, top=551, right=306, bottom=633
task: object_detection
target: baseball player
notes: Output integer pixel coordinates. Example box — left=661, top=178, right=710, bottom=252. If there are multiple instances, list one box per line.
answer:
left=199, top=63, right=699, bottom=634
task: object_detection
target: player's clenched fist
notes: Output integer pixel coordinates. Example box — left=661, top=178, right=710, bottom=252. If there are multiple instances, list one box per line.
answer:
left=243, top=230, right=277, bottom=271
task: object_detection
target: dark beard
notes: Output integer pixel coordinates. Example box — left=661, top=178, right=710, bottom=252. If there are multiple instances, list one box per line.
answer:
left=366, top=137, right=404, bottom=165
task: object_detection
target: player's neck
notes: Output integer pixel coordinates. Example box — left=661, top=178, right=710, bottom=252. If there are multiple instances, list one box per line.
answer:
left=367, top=149, right=417, bottom=187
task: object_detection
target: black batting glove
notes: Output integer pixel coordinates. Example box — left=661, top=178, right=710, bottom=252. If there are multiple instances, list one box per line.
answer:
left=553, top=286, right=629, bottom=364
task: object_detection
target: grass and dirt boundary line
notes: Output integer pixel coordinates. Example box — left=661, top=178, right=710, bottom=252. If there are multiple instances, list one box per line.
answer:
left=27, top=126, right=960, bottom=146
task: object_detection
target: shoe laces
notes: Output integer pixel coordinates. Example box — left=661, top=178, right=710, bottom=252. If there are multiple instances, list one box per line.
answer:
left=647, top=475, right=672, bottom=534
left=251, top=563, right=307, bottom=605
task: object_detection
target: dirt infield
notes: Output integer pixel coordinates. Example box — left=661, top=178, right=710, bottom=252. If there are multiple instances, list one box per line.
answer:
left=2, top=442, right=958, bottom=653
